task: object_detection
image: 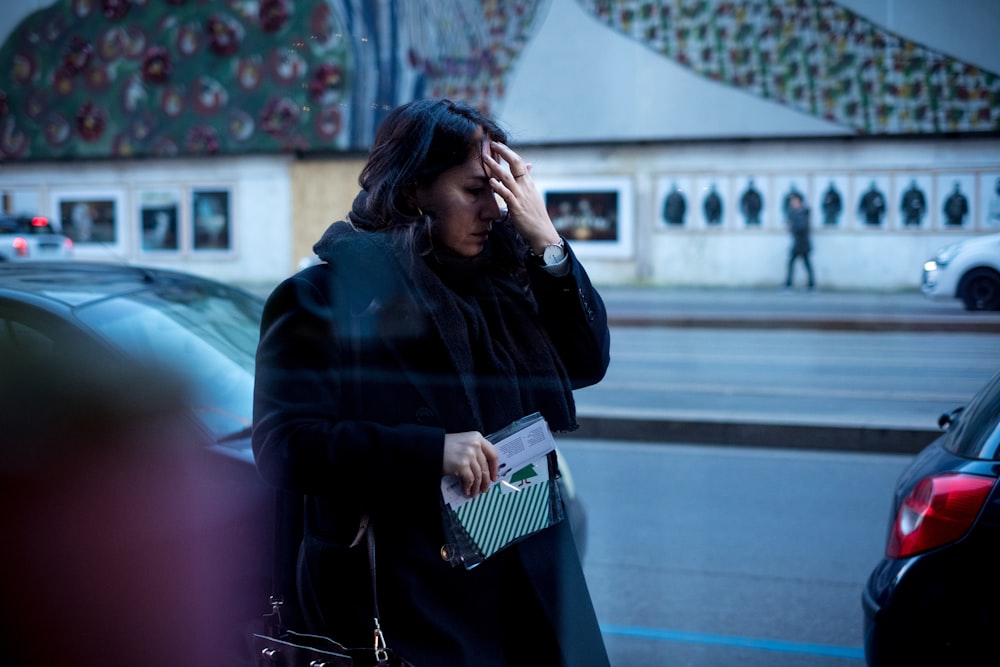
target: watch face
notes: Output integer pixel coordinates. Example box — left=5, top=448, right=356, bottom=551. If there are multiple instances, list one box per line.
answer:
left=543, top=243, right=566, bottom=264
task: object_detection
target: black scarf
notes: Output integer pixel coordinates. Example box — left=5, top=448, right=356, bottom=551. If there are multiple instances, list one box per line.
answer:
left=313, top=200, right=576, bottom=435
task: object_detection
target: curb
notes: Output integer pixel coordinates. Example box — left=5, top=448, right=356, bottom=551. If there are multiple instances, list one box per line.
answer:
left=563, top=415, right=940, bottom=456
left=606, top=314, right=1000, bottom=333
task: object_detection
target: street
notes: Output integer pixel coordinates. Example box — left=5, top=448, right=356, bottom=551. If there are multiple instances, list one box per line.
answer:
left=556, top=321, right=1000, bottom=666
left=560, top=439, right=911, bottom=667
left=571, top=325, right=1000, bottom=452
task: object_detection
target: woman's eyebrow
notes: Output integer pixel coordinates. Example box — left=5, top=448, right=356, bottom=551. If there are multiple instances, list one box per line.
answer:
left=465, top=172, right=491, bottom=185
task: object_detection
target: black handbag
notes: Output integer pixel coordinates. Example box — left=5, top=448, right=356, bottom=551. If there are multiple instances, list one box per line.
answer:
left=250, top=494, right=414, bottom=667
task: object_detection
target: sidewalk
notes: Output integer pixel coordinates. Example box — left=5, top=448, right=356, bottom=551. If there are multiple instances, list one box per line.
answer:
left=597, top=285, right=1000, bottom=333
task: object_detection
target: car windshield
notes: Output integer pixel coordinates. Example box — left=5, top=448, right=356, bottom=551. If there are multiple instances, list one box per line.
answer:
left=73, top=280, right=263, bottom=444
left=945, top=370, right=1000, bottom=460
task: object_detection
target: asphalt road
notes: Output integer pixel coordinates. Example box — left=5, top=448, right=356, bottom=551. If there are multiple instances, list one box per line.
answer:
left=568, top=287, right=1000, bottom=454
left=557, top=287, right=1000, bottom=666
left=560, top=438, right=911, bottom=667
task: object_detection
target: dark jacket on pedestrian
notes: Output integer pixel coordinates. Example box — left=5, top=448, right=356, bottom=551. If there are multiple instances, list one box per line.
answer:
left=252, top=209, right=611, bottom=666
left=788, top=205, right=811, bottom=254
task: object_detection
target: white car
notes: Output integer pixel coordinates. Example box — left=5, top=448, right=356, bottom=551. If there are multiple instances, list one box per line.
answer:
left=922, top=233, right=1000, bottom=311
left=0, top=214, right=74, bottom=261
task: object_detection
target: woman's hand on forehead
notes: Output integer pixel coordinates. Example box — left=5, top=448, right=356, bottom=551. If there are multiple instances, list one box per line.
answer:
left=485, top=141, right=560, bottom=253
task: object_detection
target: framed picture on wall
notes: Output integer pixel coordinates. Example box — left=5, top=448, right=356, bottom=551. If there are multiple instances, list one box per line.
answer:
left=815, top=175, right=850, bottom=227
left=978, top=172, right=1000, bottom=230
left=892, top=173, right=933, bottom=229
left=935, top=173, right=976, bottom=229
left=51, top=190, right=124, bottom=250
left=655, top=175, right=694, bottom=227
left=852, top=175, right=891, bottom=228
left=139, top=190, right=181, bottom=252
left=734, top=174, right=767, bottom=227
left=693, top=175, right=728, bottom=228
left=192, top=188, right=231, bottom=251
left=536, top=176, right=633, bottom=258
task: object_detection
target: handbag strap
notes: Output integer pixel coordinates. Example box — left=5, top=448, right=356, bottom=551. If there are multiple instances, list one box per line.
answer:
left=366, top=523, right=390, bottom=662
left=264, top=282, right=390, bottom=656
left=270, top=499, right=388, bottom=659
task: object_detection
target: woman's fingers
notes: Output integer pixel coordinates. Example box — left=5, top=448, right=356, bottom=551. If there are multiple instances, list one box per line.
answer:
left=489, top=141, right=525, bottom=178
left=480, top=441, right=499, bottom=493
left=444, top=432, right=500, bottom=497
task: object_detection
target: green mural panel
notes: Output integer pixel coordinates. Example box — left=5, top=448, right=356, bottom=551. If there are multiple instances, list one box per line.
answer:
left=0, top=0, right=548, bottom=161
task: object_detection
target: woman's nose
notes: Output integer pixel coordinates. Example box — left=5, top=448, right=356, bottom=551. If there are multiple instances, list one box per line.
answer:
left=481, top=191, right=502, bottom=219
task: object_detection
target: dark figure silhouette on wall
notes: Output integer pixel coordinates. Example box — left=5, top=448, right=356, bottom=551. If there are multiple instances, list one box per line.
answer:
left=740, top=179, right=762, bottom=225
left=783, top=192, right=815, bottom=290
left=821, top=182, right=842, bottom=226
left=989, top=177, right=1000, bottom=227
left=943, top=182, right=969, bottom=226
left=663, top=183, right=687, bottom=225
left=703, top=185, right=723, bottom=225
left=900, top=180, right=927, bottom=226
left=858, top=182, right=886, bottom=226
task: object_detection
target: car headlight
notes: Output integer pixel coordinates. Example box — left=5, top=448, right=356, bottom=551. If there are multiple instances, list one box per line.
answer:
left=934, top=243, right=962, bottom=267
left=924, top=260, right=938, bottom=272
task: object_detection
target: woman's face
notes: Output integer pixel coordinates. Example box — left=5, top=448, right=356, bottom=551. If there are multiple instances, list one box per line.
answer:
left=416, top=137, right=503, bottom=257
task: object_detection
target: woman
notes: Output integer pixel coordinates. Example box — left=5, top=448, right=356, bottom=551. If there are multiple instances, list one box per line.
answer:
left=253, top=99, right=611, bottom=666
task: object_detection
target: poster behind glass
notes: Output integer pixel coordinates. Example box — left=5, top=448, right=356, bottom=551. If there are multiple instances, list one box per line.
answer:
left=57, top=197, right=117, bottom=244
left=979, top=172, right=1000, bottom=230
left=192, top=189, right=231, bottom=250
left=657, top=176, right=694, bottom=227
left=816, top=175, right=849, bottom=227
left=546, top=190, right=618, bottom=242
left=935, top=174, right=975, bottom=229
left=893, top=174, right=933, bottom=229
left=139, top=191, right=180, bottom=252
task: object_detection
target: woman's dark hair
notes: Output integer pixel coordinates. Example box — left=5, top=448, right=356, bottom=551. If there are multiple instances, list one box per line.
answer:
left=351, top=99, right=509, bottom=230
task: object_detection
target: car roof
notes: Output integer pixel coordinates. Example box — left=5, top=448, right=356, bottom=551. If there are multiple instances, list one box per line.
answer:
left=0, top=260, right=254, bottom=309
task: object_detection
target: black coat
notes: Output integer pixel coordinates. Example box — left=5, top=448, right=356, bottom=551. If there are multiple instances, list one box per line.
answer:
left=253, top=222, right=611, bottom=666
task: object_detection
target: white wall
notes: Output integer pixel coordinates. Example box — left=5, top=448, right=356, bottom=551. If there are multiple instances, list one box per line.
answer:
left=2, top=1, right=998, bottom=290
left=4, top=136, right=996, bottom=290
left=519, top=136, right=1000, bottom=289
left=2, top=157, right=295, bottom=287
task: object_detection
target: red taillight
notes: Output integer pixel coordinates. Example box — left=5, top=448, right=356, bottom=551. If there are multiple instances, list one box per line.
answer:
left=887, top=473, right=995, bottom=558
left=31, top=215, right=49, bottom=228
left=13, top=236, right=29, bottom=257
left=64, top=237, right=74, bottom=251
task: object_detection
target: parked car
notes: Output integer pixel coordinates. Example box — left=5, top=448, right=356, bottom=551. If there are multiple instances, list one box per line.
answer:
left=0, top=260, right=270, bottom=665
left=921, top=232, right=1000, bottom=311
left=862, top=367, right=1000, bottom=666
left=0, top=213, right=73, bottom=261
left=0, top=260, right=587, bottom=662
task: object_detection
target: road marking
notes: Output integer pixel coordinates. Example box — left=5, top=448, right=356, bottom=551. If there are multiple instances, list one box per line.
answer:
left=600, top=624, right=864, bottom=660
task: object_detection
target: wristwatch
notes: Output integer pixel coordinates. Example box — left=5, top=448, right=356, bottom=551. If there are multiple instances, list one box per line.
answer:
left=531, top=237, right=566, bottom=266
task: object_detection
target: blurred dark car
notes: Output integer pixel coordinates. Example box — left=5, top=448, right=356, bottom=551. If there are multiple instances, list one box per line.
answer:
left=0, top=214, right=74, bottom=261
left=0, top=260, right=587, bottom=664
left=862, top=368, right=1000, bottom=666
left=0, top=260, right=270, bottom=665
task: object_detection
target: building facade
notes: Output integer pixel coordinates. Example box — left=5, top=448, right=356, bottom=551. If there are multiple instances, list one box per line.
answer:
left=2, top=0, right=998, bottom=290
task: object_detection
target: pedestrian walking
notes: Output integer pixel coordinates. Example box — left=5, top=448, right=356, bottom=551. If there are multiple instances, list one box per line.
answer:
left=784, top=192, right=815, bottom=290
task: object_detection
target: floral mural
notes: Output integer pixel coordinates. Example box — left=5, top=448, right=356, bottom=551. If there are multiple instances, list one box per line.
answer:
left=575, top=0, right=1000, bottom=134
left=2, top=0, right=997, bottom=163
left=0, top=0, right=548, bottom=161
